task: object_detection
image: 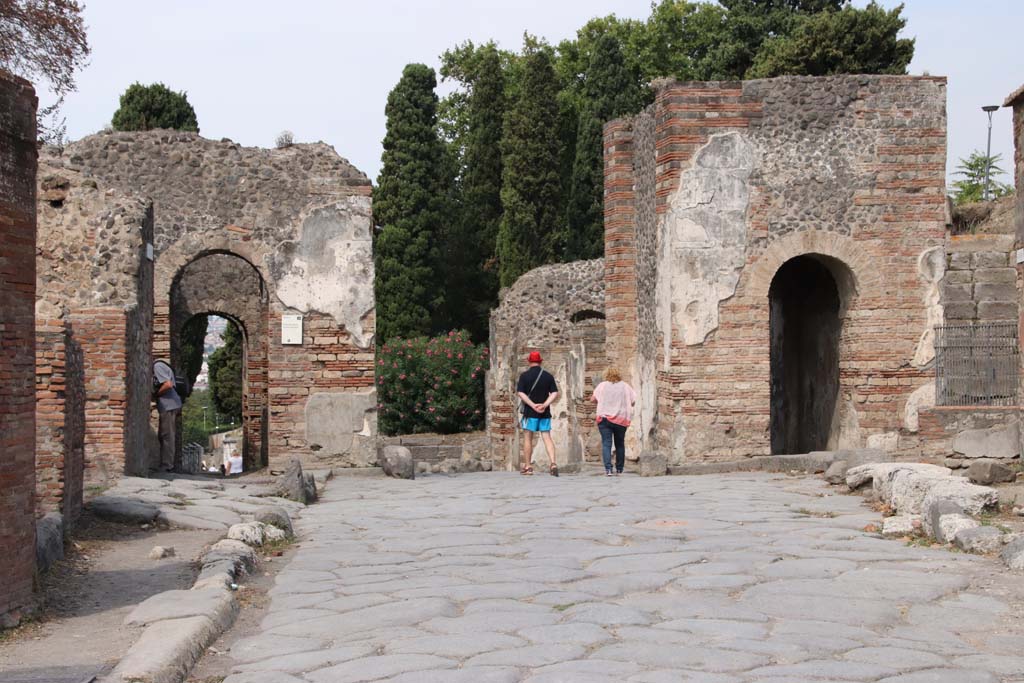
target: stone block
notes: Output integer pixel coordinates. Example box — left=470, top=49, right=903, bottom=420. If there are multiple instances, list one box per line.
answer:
left=148, top=546, right=175, bottom=560
left=126, top=587, right=237, bottom=631
left=978, top=302, right=1018, bottom=320
left=380, top=445, right=416, bottom=480
left=763, top=452, right=834, bottom=473
left=881, top=515, right=920, bottom=536
left=940, top=283, right=972, bottom=303
left=1000, top=537, right=1024, bottom=571
left=968, top=459, right=1017, bottom=486
left=952, top=422, right=1020, bottom=459
left=973, top=267, right=1016, bottom=284
left=35, top=513, right=64, bottom=574
left=954, top=526, right=1004, bottom=554
left=106, top=614, right=222, bottom=683
left=974, top=282, right=1016, bottom=302
left=638, top=451, right=668, bottom=477
left=275, top=458, right=315, bottom=504
left=824, top=460, right=848, bottom=485
left=925, top=498, right=965, bottom=540
left=941, top=302, right=976, bottom=321
left=254, top=507, right=293, bottom=537
left=202, top=539, right=257, bottom=577
left=948, top=252, right=972, bottom=270
left=944, top=457, right=965, bottom=469
left=89, top=496, right=160, bottom=524
left=921, top=479, right=999, bottom=516
left=228, top=522, right=266, bottom=546
left=942, top=270, right=972, bottom=285
left=973, top=251, right=1009, bottom=269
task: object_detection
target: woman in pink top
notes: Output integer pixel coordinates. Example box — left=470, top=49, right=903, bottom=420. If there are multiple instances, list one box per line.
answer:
left=591, top=367, right=636, bottom=476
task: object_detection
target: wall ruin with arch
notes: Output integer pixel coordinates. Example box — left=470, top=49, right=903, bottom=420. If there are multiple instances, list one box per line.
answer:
left=34, top=130, right=377, bottom=498
left=599, top=75, right=954, bottom=465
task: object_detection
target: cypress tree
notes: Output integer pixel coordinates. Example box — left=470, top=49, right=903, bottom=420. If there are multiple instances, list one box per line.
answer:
left=449, top=43, right=505, bottom=341
left=565, top=34, right=644, bottom=261
left=497, top=38, right=563, bottom=288
left=374, top=64, right=448, bottom=343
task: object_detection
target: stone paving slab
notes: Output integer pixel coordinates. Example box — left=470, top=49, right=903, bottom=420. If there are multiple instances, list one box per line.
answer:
left=218, top=471, right=1024, bottom=682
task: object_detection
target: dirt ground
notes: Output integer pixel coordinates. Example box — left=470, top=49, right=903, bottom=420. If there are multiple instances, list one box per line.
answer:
left=0, top=512, right=219, bottom=683
left=186, top=540, right=298, bottom=683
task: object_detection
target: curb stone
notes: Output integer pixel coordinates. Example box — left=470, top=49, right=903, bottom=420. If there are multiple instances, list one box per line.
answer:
left=98, top=501, right=298, bottom=683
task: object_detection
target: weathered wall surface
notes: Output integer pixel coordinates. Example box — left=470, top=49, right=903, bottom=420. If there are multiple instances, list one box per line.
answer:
left=0, top=70, right=38, bottom=627
left=606, top=76, right=949, bottom=463
left=942, top=234, right=1017, bottom=323
left=487, top=260, right=606, bottom=470
left=1006, top=85, right=1024, bottom=244
left=36, top=154, right=154, bottom=489
left=56, top=131, right=376, bottom=469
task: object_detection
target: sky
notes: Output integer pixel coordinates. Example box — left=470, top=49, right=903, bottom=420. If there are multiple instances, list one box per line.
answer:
left=50, top=0, right=1022, bottom=186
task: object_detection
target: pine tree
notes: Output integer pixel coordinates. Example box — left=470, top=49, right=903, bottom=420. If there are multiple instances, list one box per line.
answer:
left=374, top=64, right=448, bottom=343
left=497, top=38, right=563, bottom=288
left=565, top=34, right=645, bottom=261
left=447, top=43, right=505, bottom=341
left=111, top=82, right=199, bottom=132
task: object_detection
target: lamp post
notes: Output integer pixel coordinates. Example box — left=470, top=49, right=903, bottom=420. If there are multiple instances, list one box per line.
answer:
left=982, top=105, right=999, bottom=200
left=201, top=405, right=208, bottom=431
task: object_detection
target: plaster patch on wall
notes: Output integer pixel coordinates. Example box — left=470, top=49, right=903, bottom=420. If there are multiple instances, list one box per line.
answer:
left=657, top=133, right=754, bottom=363
left=273, top=196, right=375, bottom=348
left=866, top=431, right=899, bottom=452
left=912, top=246, right=946, bottom=367
left=305, top=389, right=378, bottom=467
left=903, top=381, right=936, bottom=433
left=827, top=395, right=861, bottom=450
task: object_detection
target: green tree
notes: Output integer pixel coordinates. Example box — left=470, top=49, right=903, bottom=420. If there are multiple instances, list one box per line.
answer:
left=442, top=43, right=506, bottom=341
left=565, top=34, right=645, bottom=261
left=111, top=82, right=199, bottom=133
left=497, top=37, right=564, bottom=287
left=951, top=152, right=1014, bottom=205
left=748, top=1, right=914, bottom=78
left=374, top=63, right=448, bottom=343
left=179, top=315, right=208, bottom=389
left=208, top=322, right=243, bottom=422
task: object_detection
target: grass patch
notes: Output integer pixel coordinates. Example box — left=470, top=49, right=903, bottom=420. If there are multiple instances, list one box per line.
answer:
left=794, top=508, right=837, bottom=519
left=552, top=603, right=577, bottom=612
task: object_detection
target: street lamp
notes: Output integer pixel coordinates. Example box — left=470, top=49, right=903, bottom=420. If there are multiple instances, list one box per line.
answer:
left=982, top=105, right=999, bottom=200
left=201, top=406, right=208, bottom=431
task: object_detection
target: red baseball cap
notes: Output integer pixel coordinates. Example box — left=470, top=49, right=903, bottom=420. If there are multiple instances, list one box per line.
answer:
left=528, top=350, right=543, bottom=363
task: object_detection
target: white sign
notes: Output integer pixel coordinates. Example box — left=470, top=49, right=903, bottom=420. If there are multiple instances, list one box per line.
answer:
left=281, top=314, right=303, bottom=345
left=1016, top=248, right=1024, bottom=265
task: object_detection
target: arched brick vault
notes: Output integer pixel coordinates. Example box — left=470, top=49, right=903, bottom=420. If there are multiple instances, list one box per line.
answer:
left=169, top=251, right=269, bottom=469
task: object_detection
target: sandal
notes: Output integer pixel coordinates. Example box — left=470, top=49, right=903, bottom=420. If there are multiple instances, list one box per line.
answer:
left=550, top=463, right=559, bottom=477
left=520, top=465, right=534, bottom=476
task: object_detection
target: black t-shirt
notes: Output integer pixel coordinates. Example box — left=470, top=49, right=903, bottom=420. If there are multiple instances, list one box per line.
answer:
left=516, top=366, right=558, bottom=419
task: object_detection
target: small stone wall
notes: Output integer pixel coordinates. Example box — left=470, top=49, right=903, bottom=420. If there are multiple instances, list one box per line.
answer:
left=942, top=234, right=1017, bottom=322
left=379, top=432, right=491, bottom=474
left=487, top=260, right=606, bottom=470
left=0, top=70, right=38, bottom=626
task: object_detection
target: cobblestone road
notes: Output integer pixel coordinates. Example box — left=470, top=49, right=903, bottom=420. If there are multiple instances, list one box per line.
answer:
left=222, top=472, right=1024, bottom=683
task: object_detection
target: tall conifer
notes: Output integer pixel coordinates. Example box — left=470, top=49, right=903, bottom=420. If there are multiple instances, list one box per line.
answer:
left=565, top=34, right=644, bottom=261
left=374, top=64, right=447, bottom=343
left=496, top=38, right=563, bottom=288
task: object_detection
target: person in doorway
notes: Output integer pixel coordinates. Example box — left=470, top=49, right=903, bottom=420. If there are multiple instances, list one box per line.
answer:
left=153, top=360, right=182, bottom=473
left=592, top=367, right=636, bottom=476
left=516, top=350, right=559, bottom=476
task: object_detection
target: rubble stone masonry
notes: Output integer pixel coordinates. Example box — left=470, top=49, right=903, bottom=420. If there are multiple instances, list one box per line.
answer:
left=604, top=76, right=949, bottom=463
left=42, top=132, right=377, bottom=470
left=0, top=70, right=38, bottom=626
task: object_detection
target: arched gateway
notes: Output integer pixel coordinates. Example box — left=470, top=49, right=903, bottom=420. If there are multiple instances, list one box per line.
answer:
left=36, top=130, right=378, bottom=479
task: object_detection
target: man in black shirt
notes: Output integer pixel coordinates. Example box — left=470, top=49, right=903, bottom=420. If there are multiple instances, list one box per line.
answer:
left=516, top=350, right=559, bottom=476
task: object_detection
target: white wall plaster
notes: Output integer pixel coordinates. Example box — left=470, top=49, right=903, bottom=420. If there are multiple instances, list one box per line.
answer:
left=274, top=196, right=375, bottom=348
left=903, top=381, right=936, bottom=433
left=656, top=133, right=754, bottom=367
left=912, top=246, right=946, bottom=367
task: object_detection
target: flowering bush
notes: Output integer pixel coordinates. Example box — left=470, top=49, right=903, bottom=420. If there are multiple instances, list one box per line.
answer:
left=377, top=330, right=488, bottom=436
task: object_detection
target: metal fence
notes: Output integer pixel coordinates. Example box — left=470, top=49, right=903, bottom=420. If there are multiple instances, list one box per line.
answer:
left=935, top=321, right=1019, bottom=406
left=181, top=442, right=205, bottom=474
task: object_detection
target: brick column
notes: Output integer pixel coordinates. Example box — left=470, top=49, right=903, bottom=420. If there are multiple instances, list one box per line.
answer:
left=603, top=118, right=638, bottom=374
left=0, top=70, right=38, bottom=627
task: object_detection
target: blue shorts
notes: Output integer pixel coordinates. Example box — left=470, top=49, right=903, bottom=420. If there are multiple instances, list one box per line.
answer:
left=520, top=417, right=552, bottom=432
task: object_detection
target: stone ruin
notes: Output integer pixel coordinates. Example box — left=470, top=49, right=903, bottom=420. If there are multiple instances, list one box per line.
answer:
left=29, top=130, right=378, bottom=522
left=489, top=74, right=1024, bottom=471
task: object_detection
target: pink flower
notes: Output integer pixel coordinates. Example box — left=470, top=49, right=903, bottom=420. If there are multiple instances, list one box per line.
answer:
left=392, top=363, right=398, bottom=368
left=399, top=374, right=406, bottom=380
left=428, top=407, right=435, bottom=412
left=470, top=374, right=476, bottom=379
left=378, top=359, right=384, bottom=365
left=451, top=369, right=458, bottom=374
left=457, top=353, right=463, bottom=359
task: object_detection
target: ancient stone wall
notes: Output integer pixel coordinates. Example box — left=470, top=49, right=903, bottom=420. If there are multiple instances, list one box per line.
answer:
left=942, top=234, right=1017, bottom=323
left=1006, top=84, right=1024, bottom=244
left=0, top=70, right=38, bottom=627
left=36, top=154, right=155, bottom=490
left=56, top=131, right=376, bottom=469
left=605, top=76, right=949, bottom=463
left=487, top=260, right=606, bottom=470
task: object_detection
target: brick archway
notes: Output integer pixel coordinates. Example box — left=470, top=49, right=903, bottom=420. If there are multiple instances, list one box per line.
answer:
left=169, top=251, right=269, bottom=470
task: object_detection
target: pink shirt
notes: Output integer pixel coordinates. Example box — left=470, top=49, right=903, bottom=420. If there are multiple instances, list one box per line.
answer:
left=593, top=381, right=636, bottom=427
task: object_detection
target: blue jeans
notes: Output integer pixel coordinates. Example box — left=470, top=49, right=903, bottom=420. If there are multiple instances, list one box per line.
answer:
left=598, top=418, right=627, bottom=472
